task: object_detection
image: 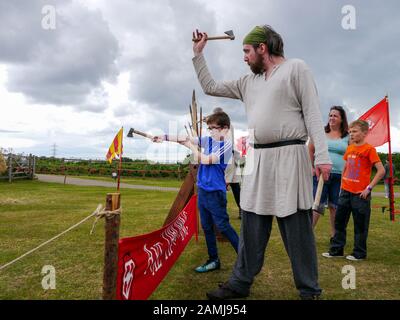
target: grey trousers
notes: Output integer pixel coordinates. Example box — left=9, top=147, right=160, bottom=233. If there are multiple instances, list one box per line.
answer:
left=228, top=209, right=322, bottom=298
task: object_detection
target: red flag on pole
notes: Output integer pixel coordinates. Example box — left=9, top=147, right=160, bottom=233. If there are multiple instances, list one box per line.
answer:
left=116, top=195, right=198, bottom=300
left=359, top=98, right=389, bottom=147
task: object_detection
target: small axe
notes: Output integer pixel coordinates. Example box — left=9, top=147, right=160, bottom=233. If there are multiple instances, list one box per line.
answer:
left=127, top=128, right=154, bottom=140
left=127, top=128, right=187, bottom=143
left=192, top=30, right=235, bottom=42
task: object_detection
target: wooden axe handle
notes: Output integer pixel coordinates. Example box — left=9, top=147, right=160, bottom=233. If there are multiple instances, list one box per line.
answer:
left=192, top=36, right=232, bottom=41
left=130, top=128, right=154, bottom=140
left=312, top=175, right=325, bottom=211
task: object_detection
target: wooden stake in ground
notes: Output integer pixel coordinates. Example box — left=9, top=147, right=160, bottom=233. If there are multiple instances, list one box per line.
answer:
left=192, top=90, right=198, bottom=136
left=102, top=193, right=121, bottom=300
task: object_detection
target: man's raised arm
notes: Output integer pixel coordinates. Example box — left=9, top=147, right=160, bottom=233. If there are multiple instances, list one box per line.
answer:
left=192, top=30, right=244, bottom=100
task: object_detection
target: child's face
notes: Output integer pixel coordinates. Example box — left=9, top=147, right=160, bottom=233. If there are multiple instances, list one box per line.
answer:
left=207, top=122, right=228, bottom=140
left=349, top=125, right=368, bottom=144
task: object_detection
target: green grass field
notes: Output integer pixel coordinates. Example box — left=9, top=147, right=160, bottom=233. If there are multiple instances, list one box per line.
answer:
left=0, top=179, right=399, bottom=300
left=66, top=175, right=183, bottom=188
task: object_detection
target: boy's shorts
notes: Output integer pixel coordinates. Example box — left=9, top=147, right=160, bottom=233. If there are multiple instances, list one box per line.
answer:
left=312, top=173, right=342, bottom=215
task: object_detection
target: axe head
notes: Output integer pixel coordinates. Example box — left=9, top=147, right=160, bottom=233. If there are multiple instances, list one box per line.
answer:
left=224, top=30, right=235, bottom=40
left=127, top=128, right=134, bottom=137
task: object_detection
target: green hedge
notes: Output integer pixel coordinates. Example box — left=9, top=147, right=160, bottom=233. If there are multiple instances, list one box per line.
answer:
left=35, top=157, right=188, bottom=179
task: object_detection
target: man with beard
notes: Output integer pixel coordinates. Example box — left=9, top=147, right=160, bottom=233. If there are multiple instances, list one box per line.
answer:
left=192, top=25, right=332, bottom=300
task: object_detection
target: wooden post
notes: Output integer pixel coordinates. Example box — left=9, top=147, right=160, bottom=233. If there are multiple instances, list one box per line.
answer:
left=32, top=156, right=36, bottom=179
left=163, top=164, right=197, bottom=226
left=28, top=154, right=31, bottom=178
left=102, top=193, right=121, bottom=300
left=8, top=153, right=12, bottom=183
left=177, top=166, right=181, bottom=180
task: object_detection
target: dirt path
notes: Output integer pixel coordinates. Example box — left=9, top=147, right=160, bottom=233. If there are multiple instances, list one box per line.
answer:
left=36, top=174, right=180, bottom=192
left=36, top=174, right=399, bottom=198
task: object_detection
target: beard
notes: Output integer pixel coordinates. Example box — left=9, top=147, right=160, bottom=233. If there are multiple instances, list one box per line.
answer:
left=248, top=53, right=264, bottom=75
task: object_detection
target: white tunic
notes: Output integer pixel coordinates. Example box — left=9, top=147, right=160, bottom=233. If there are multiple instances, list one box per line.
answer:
left=193, top=54, right=331, bottom=217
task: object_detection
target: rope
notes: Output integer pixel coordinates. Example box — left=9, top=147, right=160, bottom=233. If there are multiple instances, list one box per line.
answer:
left=90, top=206, right=121, bottom=235
left=0, top=204, right=120, bottom=271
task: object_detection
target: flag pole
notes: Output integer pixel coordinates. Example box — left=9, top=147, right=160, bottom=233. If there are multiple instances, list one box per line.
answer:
left=117, top=155, right=122, bottom=191
left=385, top=96, right=395, bottom=221
left=117, top=127, right=123, bottom=191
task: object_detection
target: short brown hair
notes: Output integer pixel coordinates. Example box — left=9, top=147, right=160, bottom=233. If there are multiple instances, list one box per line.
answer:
left=349, top=120, right=369, bottom=132
left=206, top=111, right=230, bottom=129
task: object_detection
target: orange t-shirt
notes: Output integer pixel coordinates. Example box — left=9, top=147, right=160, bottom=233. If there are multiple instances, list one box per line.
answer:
left=341, top=143, right=381, bottom=194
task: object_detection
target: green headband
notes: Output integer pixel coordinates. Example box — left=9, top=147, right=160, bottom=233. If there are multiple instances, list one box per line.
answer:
left=242, top=26, right=267, bottom=45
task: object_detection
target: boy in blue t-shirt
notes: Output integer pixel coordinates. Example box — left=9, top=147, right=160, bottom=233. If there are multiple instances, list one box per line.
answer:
left=154, top=111, right=239, bottom=273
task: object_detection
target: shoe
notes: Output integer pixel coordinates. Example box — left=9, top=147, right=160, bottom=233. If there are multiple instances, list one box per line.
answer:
left=206, top=282, right=249, bottom=300
left=195, top=259, right=220, bottom=273
left=329, top=237, right=334, bottom=245
left=322, top=251, right=344, bottom=258
left=346, top=255, right=365, bottom=261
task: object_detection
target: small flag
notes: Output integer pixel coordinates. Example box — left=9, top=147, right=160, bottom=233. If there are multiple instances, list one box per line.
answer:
left=106, top=128, right=123, bottom=164
left=359, top=97, right=389, bottom=147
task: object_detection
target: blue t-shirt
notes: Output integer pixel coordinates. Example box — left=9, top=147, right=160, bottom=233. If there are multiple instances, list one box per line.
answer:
left=328, top=135, right=349, bottom=174
left=196, top=136, right=232, bottom=192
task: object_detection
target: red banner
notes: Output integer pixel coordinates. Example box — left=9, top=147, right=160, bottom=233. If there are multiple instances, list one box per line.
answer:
left=359, top=97, right=389, bottom=147
left=116, top=195, right=198, bottom=300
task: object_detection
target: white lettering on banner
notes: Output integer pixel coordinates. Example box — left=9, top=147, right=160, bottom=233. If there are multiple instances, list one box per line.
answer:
left=122, top=258, right=135, bottom=299
left=144, top=209, right=191, bottom=276
left=161, top=226, right=177, bottom=260
left=144, top=242, right=163, bottom=276
left=175, top=211, right=189, bottom=240
left=161, top=210, right=189, bottom=260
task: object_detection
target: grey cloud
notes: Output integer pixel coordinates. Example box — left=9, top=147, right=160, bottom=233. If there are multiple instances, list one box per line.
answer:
left=3, top=0, right=400, bottom=160
left=0, top=0, right=119, bottom=109
left=113, top=103, right=135, bottom=118
left=100, top=0, right=221, bottom=116
left=193, top=0, right=400, bottom=126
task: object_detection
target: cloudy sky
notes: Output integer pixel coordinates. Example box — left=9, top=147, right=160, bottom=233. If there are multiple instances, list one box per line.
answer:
left=1, top=0, right=399, bottom=162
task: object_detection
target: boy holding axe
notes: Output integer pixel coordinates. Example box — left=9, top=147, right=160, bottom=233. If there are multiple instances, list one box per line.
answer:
left=153, top=111, right=239, bottom=273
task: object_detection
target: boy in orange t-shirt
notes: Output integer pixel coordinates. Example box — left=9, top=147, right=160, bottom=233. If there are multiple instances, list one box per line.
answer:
left=322, top=120, right=385, bottom=261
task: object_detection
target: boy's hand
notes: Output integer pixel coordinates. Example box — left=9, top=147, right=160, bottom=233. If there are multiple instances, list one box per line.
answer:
left=360, top=187, right=371, bottom=199
left=179, top=138, right=191, bottom=148
left=152, top=135, right=164, bottom=143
